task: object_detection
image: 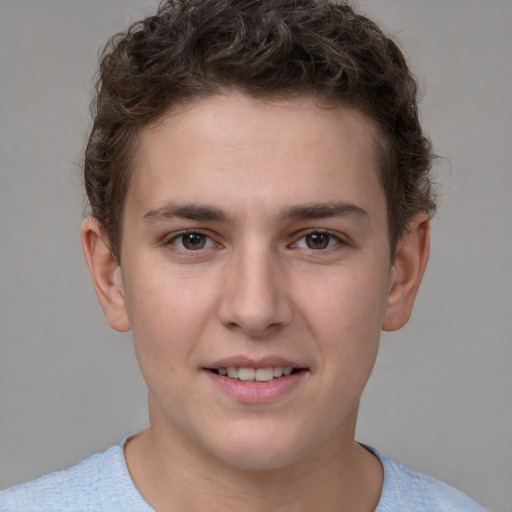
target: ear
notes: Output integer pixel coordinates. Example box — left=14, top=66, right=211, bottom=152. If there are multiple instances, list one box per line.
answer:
left=81, top=217, right=131, bottom=332
left=382, top=213, right=430, bottom=332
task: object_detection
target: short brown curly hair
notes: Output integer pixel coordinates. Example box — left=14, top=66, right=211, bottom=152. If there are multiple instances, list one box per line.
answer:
left=84, top=0, right=435, bottom=260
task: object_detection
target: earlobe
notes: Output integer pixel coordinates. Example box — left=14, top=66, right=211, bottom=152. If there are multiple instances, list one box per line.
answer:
left=81, top=217, right=131, bottom=332
left=382, top=213, right=430, bottom=332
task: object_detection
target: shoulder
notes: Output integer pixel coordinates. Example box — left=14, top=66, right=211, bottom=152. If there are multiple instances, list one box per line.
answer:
left=0, top=443, right=153, bottom=512
left=370, top=447, right=488, bottom=512
left=0, top=447, right=107, bottom=512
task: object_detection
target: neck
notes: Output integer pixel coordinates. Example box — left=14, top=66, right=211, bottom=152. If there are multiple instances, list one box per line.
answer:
left=124, top=410, right=383, bottom=512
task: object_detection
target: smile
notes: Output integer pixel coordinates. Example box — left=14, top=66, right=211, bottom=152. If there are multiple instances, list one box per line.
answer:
left=204, top=363, right=308, bottom=402
left=212, top=366, right=295, bottom=381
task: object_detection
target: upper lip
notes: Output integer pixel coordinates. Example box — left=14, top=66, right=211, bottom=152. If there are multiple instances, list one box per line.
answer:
left=205, top=355, right=307, bottom=370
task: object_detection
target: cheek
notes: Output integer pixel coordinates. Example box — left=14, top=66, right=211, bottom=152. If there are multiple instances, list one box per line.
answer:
left=301, top=267, right=388, bottom=335
left=124, top=270, right=219, bottom=372
left=297, top=266, right=389, bottom=380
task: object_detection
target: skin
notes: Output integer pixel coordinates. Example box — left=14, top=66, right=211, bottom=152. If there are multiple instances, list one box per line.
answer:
left=82, top=93, right=429, bottom=511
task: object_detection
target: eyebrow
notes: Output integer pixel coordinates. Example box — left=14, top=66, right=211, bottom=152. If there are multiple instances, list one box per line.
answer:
left=281, top=201, right=368, bottom=221
left=142, top=200, right=368, bottom=224
left=143, top=202, right=227, bottom=223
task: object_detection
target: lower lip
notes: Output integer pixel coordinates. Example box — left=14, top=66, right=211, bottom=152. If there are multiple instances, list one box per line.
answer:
left=203, top=370, right=307, bottom=403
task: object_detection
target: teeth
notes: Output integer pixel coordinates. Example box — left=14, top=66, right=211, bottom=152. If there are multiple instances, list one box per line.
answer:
left=217, top=366, right=294, bottom=381
left=273, top=367, right=284, bottom=377
left=255, top=367, right=274, bottom=381
left=238, top=367, right=255, bottom=381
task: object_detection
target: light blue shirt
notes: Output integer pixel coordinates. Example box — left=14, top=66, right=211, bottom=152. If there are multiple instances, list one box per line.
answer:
left=0, top=442, right=487, bottom=511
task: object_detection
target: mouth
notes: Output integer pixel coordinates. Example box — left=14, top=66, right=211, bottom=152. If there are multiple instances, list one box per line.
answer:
left=206, top=366, right=303, bottom=382
left=204, top=361, right=308, bottom=402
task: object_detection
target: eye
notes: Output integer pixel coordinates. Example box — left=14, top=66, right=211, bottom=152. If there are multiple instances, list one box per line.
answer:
left=294, top=231, right=341, bottom=250
left=169, top=231, right=215, bottom=251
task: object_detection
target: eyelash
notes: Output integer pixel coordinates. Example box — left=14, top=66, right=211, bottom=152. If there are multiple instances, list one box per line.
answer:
left=166, top=230, right=217, bottom=251
left=165, top=229, right=344, bottom=253
left=291, top=230, right=344, bottom=251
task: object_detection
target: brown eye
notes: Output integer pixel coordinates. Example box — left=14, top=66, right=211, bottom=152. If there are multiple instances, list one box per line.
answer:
left=305, top=232, right=331, bottom=250
left=182, top=233, right=206, bottom=250
left=171, top=231, right=214, bottom=250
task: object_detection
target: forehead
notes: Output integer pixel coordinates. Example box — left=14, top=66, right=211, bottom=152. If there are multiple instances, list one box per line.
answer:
left=127, top=93, right=384, bottom=220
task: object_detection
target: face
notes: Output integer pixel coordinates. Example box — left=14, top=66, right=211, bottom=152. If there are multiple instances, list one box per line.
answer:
left=99, top=93, right=401, bottom=470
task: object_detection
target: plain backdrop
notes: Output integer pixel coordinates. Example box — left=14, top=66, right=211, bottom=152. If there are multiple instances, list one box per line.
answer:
left=1, top=1, right=511, bottom=511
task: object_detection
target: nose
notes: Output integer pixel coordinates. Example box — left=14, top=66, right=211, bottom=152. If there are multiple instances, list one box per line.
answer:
left=217, top=242, right=293, bottom=337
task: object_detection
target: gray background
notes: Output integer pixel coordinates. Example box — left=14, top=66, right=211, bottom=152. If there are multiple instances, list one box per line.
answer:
left=0, top=1, right=510, bottom=511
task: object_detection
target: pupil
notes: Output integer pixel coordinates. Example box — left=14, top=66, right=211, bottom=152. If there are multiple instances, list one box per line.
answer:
left=306, top=233, right=329, bottom=250
left=183, top=233, right=205, bottom=250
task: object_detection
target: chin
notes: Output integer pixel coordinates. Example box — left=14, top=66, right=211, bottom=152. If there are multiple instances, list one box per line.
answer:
left=202, top=421, right=320, bottom=472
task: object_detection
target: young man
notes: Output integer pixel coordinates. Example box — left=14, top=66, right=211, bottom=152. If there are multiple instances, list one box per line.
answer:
left=0, top=1, right=487, bottom=510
